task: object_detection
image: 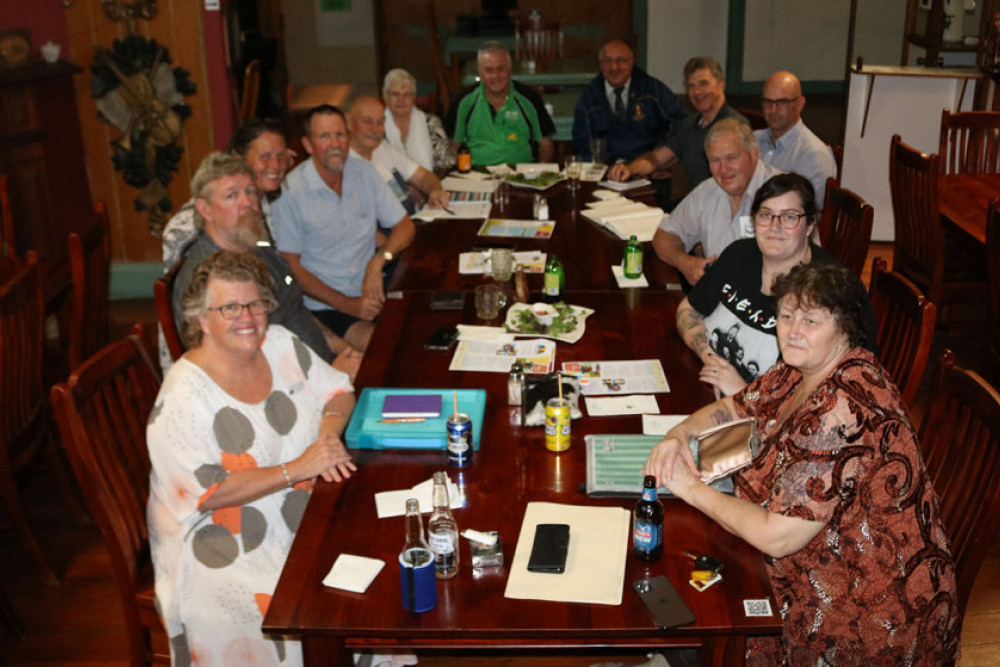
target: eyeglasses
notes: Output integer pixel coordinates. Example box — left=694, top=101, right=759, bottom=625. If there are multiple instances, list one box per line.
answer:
left=207, top=299, right=275, bottom=320
left=760, top=97, right=799, bottom=110
left=753, top=210, right=808, bottom=229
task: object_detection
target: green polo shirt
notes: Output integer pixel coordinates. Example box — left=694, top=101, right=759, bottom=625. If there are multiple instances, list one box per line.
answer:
left=452, top=81, right=548, bottom=166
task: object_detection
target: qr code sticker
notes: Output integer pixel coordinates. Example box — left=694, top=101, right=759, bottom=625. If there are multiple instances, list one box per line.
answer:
left=743, top=598, right=773, bottom=617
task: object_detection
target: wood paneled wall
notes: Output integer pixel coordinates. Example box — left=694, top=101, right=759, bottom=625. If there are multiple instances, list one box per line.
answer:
left=63, top=0, right=218, bottom=264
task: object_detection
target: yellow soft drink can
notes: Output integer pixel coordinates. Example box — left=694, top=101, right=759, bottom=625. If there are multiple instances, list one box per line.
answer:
left=544, top=397, right=571, bottom=451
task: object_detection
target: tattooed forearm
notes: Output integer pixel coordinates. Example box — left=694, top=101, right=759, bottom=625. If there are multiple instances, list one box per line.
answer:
left=709, top=407, right=733, bottom=425
left=676, top=301, right=709, bottom=357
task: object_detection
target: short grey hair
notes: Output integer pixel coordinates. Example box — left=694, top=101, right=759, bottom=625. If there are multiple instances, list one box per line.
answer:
left=683, top=56, right=724, bottom=84
left=382, top=68, right=417, bottom=95
left=704, top=117, right=756, bottom=155
left=478, top=41, right=511, bottom=67
left=189, top=152, right=255, bottom=231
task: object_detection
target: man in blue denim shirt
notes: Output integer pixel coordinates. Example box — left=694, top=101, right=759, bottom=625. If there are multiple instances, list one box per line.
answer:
left=572, top=40, right=684, bottom=163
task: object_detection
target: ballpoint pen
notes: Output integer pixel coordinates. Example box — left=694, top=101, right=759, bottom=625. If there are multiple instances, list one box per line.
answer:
left=379, top=418, right=427, bottom=423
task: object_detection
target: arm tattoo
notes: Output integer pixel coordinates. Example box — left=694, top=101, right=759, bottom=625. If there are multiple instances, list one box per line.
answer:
left=709, top=407, right=733, bottom=425
left=676, top=306, right=708, bottom=356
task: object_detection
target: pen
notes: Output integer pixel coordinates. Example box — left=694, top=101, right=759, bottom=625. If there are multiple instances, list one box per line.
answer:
left=379, top=418, right=427, bottom=423
left=443, top=207, right=456, bottom=215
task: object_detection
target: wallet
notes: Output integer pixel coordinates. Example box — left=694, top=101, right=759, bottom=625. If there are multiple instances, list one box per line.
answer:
left=526, top=523, right=570, bottom=573
left=689, top=418, right=759, bottom=483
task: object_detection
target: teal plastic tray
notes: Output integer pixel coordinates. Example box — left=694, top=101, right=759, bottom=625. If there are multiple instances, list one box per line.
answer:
left=345, top=387, right=487, bottom=450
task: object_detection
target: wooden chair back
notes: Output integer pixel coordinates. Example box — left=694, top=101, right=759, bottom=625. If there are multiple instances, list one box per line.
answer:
left=239, top=59, right=261, bottom=122
left=818, top=177, right=874, bottom=277
left=0, top=174, right=14, bottom=259
left=514, top=18, right=564, bottom=65
left=988, top=200, right=1000, bottom=376
left=869, top=257, right=936, bottom=408
left=938, top=108, right=1000, bottom=175
left=425, top=3, right=453, bottom=114
left=888, top=134, right=944, bottom=301
left=50, top=328, right=167, bottom=665
left=0, top=251, right=59, bottom=584
left=918, top=349, right=1000, bottom=617
left=68, top=202, right=111, bottom=370
left=155, top=258, right=186, bottom=362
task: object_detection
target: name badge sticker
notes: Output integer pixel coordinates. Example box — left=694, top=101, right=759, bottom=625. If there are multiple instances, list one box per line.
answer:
left=739, top=215, right=753, bottom=237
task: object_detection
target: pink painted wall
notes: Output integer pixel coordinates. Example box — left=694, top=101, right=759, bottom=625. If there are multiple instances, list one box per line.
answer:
left=0, top=2, right=69, bottom=56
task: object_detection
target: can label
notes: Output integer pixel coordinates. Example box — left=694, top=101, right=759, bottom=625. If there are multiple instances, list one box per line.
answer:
left=447, top=413, right=473, bottom=467
left=544, top=398, right=571, bottom=451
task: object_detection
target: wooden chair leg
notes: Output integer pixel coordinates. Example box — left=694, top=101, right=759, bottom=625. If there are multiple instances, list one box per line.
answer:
left=0, top=452, right=59, bottom=585
left=44, top=432, right=90, bottom=526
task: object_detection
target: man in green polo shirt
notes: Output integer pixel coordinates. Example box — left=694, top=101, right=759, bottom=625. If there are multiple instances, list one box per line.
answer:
left=445, top=41, right=556, bottom=166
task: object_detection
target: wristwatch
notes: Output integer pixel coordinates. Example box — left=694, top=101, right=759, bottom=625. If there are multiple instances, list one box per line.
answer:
left=382, top=250, right=394, bottom=262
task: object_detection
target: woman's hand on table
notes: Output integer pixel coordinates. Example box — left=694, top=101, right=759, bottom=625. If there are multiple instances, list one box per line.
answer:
left=699, top=354, right=746, bottom=397
left=642, top=436, right=700, bottom=490
left=293, top=432, right=357, bottom=484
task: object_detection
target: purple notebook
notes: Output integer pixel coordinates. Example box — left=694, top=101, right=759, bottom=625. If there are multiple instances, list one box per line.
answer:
left=381, top=394, right=443, bottom=418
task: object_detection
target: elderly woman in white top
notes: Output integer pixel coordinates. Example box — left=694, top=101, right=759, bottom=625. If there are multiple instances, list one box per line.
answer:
left=382, top=68, right=455, bottom=174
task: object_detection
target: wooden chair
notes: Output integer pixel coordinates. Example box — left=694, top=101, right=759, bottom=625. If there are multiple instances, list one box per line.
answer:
left=988, top=200, right=1000, bottom=377
left=238, top=59, right=261, bottom=122
left=514, top=18, right=563, bottom=67
left=50, top=328, right=167, bottom=666
left=818, top=177, right=874, bottom=277
left=869, top=257, right=936, bottom=409
left=68, top=202, right=110, bottom=370
left=938, top=108, right=1000, bottom=175
left=0, top=174, right=13, bottom=259
left=154, top=258, right=186, bottom=362
left=888, top=134, right=986, bottom=328
left=917, top=349, right=1000, bottom=618
left=0, top=252, right=77, bottom=585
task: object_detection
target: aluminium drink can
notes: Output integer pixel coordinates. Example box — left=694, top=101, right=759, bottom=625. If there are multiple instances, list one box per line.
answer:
left=545, top=398, right=571, bottom=451
left=446, top=412, right=473, bottom=467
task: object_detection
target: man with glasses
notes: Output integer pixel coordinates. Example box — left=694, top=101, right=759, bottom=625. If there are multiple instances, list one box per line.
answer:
left=170, top=152, right=361, bottom=376
left=571, top=39, right=684, bottom=163
left=608, top=57, right=749, bottom=208
left=652, top=118, right=782, bottom=286
left=755, top=70, right=836, bottom=205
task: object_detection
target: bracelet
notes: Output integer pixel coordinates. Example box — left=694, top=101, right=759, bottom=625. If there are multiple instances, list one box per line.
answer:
left=322, top=410, right=343, bottom=419
left=280, top=463, right=293, bottom=489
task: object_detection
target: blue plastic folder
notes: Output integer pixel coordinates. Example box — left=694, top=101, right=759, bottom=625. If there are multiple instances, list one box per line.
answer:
left=345, top=388, right=487, bottom=450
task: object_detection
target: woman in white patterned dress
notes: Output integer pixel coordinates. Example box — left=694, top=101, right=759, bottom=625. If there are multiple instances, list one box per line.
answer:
left=147, top=251, right=355, bottom=666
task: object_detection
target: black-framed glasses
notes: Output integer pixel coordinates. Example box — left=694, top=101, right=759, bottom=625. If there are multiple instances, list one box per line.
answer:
left=207, top=299, right=275, bottom=320
left=760, top=97, right=799, bottom=110
left=753, top=210, right=808, bottom=229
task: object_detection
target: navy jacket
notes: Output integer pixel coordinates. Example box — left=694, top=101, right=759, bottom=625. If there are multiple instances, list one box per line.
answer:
left=572, top=66, right=684, bottom=162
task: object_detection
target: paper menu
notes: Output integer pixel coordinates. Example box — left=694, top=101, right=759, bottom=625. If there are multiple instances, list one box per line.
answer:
left=449, top=339, right=555, bottom=374
left=503, top=502, right=629, bottom=605
left=562, top=359, right=670, bottom=395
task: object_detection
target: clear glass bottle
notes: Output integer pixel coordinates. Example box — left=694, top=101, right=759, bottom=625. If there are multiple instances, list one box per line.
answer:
left=428, top=471, right=459, bottom=579
left=622, top=234, right=643, bottom=279
left=543, top=254, right=564, bottom=301
left=401, top=498, right=432, bottom=568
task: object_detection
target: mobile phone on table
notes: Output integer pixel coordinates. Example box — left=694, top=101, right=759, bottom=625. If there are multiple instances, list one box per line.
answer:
left=424, top=326, right=458, bottom=351
left=526, top=523, right=570, bottom=573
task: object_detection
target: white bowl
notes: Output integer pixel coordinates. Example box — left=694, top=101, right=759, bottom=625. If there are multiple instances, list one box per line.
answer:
left=531, top=303, right=557, bottom=326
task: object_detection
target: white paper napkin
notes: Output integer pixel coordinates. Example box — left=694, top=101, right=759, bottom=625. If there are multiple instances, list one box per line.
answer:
left=375, top=476, right=463, bottom=518
left=456, top=324, right=515, bottom=341
left=642, top=414, right=689, bottom=435
left=611, top=265, right=649, bottom=288
left=322, top=554, right=385, bottom=593
left=585, top=394, right=659, bottom=416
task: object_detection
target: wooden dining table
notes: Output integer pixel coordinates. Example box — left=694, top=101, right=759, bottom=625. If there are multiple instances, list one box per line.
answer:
left=263, top=186, right=781, bottom=665
left=263, top=290, right=780, bottom=666
left=937, top=172, right=1000, bottom=244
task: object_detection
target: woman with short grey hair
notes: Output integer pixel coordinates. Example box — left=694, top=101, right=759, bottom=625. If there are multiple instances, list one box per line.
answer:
left=382, top=67, right=455, bottom=174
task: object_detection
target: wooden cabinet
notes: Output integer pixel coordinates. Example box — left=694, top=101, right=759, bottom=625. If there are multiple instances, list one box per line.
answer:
left=0, top=61, right=92, bottom=304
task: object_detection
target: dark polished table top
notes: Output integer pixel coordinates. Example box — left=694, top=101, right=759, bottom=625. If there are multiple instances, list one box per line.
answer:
left=264, top=289, right=780, bottom=665
left=938, top=172, right=998, bottom=244
left=388, top=181, right=679, bottom=292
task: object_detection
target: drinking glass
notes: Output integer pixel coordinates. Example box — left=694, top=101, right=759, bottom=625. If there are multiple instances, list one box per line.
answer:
left=590, top=138, right=607, bottom=165
left=491, top=175, right=509, bottom=214
left=474, top=283, right=508, bottom=320
left=490, top=248, right=514, bottom=282
left=565, top=155, right=583, bottom=186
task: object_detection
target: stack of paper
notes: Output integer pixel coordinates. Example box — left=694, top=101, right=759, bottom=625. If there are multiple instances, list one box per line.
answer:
left=597, top=178, right=651, bottom=191
left=580, top=198, right=666, bottom=242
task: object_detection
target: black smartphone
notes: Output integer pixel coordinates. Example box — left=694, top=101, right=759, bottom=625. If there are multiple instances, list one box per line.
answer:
left=430, top=290, right=466, bottom=311
left=633, top=576, right=695, bottom=629
left=526, top=523, right=570, bottom=573
left=424, top=326, right=458, bottom=351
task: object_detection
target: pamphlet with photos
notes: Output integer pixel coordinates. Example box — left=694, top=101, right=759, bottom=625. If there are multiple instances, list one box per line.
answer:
left=478, top=218, right=555, bottom=239
left=561, top=359, right=670, bottom=395
left=449, top=339, right=556, bottom=374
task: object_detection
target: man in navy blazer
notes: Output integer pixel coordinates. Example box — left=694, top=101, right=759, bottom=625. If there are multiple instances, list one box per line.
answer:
left=572, top=39, right=684, bottom=163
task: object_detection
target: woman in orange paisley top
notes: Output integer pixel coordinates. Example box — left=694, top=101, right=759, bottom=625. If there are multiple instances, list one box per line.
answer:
left=644, top=263, right=960, bottom=664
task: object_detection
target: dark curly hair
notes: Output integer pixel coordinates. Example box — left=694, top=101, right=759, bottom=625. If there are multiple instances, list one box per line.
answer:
left=226, top=118, right=285, bottom=156
left=771, top=263, right=869, bottom=349
left=180, top=251, right=276, bottom=348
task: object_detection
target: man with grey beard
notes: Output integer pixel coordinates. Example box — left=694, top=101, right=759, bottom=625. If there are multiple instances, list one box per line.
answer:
left=171, top=152, right=361, bottom=377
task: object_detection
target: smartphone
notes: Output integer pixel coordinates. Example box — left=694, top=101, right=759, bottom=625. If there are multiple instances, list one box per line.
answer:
left=424, top=326, right=458, bottom=351
left=430, top=290, right=466, bottom=311
left=633, top=576, right=695, bottom=629
left=526, top=523, right=570, bottom=573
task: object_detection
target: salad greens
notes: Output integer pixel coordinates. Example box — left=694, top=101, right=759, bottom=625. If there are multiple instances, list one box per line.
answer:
left=507, top=302, right=579, bottom=336
left=506, top=171, right=564, bottom=188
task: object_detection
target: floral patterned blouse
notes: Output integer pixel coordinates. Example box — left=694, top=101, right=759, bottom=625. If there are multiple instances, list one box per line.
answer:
left=732, top=348, right=960, bottom=665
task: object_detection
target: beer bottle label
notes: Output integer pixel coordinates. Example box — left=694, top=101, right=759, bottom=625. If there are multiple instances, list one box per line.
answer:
left=633, top=520, right=662, bottom=552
